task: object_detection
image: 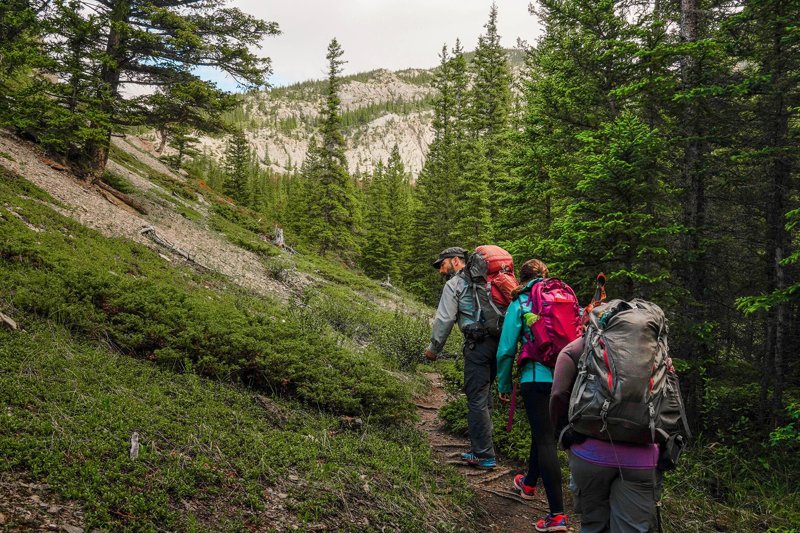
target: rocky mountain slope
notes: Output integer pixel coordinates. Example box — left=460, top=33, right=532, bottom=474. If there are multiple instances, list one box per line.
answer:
left=197, top=69, right=436, bottom=178
left=192, top=49, right=526, bottom=179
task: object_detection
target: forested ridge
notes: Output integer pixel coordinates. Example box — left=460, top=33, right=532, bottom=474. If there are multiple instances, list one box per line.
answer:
left=1, top=0, right=799, bottom=530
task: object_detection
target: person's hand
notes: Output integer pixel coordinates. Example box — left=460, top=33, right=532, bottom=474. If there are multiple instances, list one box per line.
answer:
left=498, top=393, right=511, bottom=403
left=424, top=349, right=437, bottom=361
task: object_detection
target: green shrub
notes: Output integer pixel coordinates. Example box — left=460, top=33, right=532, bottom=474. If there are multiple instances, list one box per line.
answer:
left=438, top=393, right=531, bottom=463
left=660, top=440, right=800, bottom=530
left=210, top=213, right=280, bottom=258
left=0, top=323, right=473, bottom=531
left=301, top=283, right=459, bottom=371
left=0, top=173, right=411, bottom=423
left=100, top=170, right=136, bottom=194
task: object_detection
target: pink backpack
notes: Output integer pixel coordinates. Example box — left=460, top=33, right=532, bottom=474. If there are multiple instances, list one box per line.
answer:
left=507, top=278, right=582, bottom=432
left=518, top=278, right=582, bottom=368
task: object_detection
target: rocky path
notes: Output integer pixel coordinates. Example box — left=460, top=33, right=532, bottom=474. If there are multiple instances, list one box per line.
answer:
left=416, top=372, right=577, bottom=532
left=0, top=472, right=85, bottom=532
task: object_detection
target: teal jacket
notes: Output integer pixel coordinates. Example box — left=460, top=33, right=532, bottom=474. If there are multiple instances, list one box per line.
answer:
left=496, top=279, right=554, bottom=394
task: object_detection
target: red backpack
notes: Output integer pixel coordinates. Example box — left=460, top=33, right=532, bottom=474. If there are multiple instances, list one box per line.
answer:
left=517, top=278, right=582, bottom=368
left=472, top=245, right=517, bottom=306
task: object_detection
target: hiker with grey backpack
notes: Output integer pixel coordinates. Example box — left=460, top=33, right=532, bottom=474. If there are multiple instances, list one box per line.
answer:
left=550, top=297, right=691, bottom=533
left=424, top=245, right=517, bottom=469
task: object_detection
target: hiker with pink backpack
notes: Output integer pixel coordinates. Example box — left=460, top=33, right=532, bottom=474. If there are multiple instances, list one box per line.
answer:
left=496, top=259, right=582, bottom=533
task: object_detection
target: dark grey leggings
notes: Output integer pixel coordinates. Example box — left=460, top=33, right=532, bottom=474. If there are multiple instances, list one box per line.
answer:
left=520, top=381, right=564, bottom=514
left=463, top=336, right=499, bottom=459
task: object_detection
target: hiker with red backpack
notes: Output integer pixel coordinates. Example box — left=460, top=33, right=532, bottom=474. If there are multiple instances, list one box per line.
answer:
left=424, top=245, right=517, bottom=469
left=550, top=299, right=691, bottom=533
left=496, top=259, right=581, bottom=532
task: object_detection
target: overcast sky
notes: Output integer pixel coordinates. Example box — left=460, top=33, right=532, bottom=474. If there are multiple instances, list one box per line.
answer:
left=203, top=1, right=542, bottom=90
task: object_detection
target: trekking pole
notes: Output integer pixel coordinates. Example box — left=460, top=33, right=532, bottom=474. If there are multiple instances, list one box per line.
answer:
left=582, top=273, right=607, bottom=325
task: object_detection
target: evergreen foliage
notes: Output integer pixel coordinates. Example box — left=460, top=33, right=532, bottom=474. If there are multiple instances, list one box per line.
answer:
left=303, top=39, right=360, bottom=259
left=468, top=4, right=513, bottom=223
left=547, top=114, right=677, bottom=299
left=223, top=129, right=251, bottom=205
left=361, top=161, right=393, bottom=279
left=0, top=0, right=278, bottom=177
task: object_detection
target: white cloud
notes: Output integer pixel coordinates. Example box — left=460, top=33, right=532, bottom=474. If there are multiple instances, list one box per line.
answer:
left=224, top=0, right=541, bottom=88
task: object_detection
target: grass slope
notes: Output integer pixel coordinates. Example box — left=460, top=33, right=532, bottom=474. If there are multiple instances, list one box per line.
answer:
left=0, top=168, right=472, bottom=530
left=0, top=323, right=471, bottom=531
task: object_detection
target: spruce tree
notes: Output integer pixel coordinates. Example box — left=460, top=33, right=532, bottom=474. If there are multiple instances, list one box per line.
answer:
left=223, top=129, right=250, bottom=205
left=468, top=3, right=513, bottom=223
left=406, top=45, right=461, bottom=300
left=724, top=0, right=800, bottom=422
left=384, top=145, right=413, bottom=282
left=305, top=38, right=359, bottom=258
left=549, top=114, right=677, bottom=298
left=3, top=0, right=278, bottom=177
left=361, top=161, right=393, bottom=279
left=286, top=138, right=319, bottom=243
left=161, top=126, right=199, bottom=171
left=454, top=138, right=491, bottom=249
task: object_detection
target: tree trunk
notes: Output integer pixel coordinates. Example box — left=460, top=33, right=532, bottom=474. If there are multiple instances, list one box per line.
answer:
left=156, top=128, right=168, bottom=154
left=762, top=0, right=792, bottom=426
left=87, top=0, right=130, bottom=178
left=679, top=0, right=707, bottom=432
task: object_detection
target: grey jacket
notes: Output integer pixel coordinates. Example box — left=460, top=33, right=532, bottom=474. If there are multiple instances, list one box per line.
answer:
left=427, top=270, right=480, bottom=354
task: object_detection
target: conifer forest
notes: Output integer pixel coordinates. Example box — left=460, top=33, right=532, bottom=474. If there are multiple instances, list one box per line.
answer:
left=0, top=0, right=799, bottom=530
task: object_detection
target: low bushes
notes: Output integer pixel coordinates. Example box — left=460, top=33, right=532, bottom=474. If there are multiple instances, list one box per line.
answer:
left=303, top=284, right=460, bottom=371
left=0, top=323, right=473, bottom=530
left=0, top=171, right=411, bottom=423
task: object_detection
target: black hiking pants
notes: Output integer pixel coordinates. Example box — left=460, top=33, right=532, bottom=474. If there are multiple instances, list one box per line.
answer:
left=521, top=381, right=565, bottom=514
left=463, top=336, right=498, bottom=459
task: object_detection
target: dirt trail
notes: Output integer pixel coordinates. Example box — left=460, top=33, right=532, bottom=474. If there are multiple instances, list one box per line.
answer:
left=417, top=372, right=577, bottom=532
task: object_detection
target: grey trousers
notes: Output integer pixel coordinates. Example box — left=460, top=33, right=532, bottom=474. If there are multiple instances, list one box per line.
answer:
left=569, top=453, right=662, bottom=533
left=463, top=336, right=498, bottom=459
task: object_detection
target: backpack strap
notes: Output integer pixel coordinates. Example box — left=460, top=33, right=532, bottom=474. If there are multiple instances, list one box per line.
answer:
left=506, top=381, right=517, bottom=432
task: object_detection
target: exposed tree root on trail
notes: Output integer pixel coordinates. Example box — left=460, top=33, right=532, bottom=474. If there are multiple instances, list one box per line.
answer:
left=416, top=372, right=579, bottom=532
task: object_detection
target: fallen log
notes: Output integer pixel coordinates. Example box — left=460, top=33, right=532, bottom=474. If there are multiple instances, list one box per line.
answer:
left=96, top=180, right=148, bottom=215
left=0, top=312, right=18, bottom=331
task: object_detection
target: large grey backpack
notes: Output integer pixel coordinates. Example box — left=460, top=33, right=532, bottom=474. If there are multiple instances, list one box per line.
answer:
left=568, top=299, right=691, bottom=445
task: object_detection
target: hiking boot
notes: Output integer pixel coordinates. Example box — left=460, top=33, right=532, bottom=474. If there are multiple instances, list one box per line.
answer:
left=460, top=452, right=496, bottom=469
left=512, top=474, right=536, bottom=500
left=534, top=513, right=568, bottom=532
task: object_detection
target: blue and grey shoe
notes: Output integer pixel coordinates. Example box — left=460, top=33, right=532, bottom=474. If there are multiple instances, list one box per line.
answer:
left=461, top=452, right=496, bottom=469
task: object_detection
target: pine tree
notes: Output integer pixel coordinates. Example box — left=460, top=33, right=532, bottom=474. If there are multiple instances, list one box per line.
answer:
left=161, top=125, right=199, bottom=171
left=406, top=45, right=462, bottom=300
left=453, top=138, right=491, bottom=249
left=305, top=38, right=359, bottom=258
left=223, top=129, right=250, bottom=205
left=468, top=3, right=513, bottom=223
left=549, top=114, right=677, bottom=298
left=3, top=0, right=278, bottom=177
left=285, top=138, right=319, bottom=242
left=724, top=0, right=800, bottom=423
left=361, top=161, right=393, bottom=279
left=383, top=145, right=413, bottom=282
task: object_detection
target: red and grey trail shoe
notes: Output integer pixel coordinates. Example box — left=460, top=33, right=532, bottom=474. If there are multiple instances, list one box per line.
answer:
left=534, top=513, right=568, bottom=532
left=512, top=473, right=537, bottom=500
